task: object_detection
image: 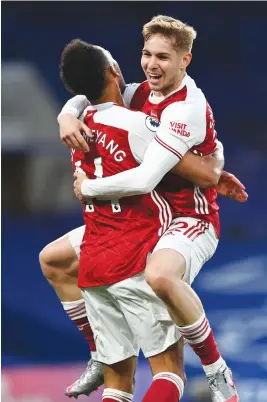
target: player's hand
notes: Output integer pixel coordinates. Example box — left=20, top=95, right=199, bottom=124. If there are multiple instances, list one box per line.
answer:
left=73, top=171, right=87, bottom=203
left=216, top=171, right=248, bottom=202
left=58, top=114, right=92, bottom=152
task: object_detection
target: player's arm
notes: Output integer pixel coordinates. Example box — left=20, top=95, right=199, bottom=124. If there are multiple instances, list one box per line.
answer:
left=170, top=139, right=248, bottom=200
left=80, top=102, right=205, bottom=198
left=58, top=95, right=90, bottom=119
left=172, top=140, right=224, bottom=188
left=57, top=83, right=140, bottom=151
left=80, top=139, right=179, bottom=198
left=57, top=95, right=92, bottom=151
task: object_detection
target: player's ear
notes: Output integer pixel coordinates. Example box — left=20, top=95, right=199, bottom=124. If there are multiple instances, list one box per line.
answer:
left=110, top=64, right=120, bottom=78
left=182, top=52, right=192, bottom=69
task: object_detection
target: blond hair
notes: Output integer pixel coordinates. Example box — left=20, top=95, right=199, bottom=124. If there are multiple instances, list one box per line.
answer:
left=143, top=15, right=197, bottom=52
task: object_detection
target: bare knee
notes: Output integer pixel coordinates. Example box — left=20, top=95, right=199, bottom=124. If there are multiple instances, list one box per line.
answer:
left=39, top=245, right=59, bottom=282
left=39, top=237, right=78, bottom=283
left=39, top=245, right=53, bottom=271
left=145, top=256, right=179, bottom=300
left=145, top=266, right=172, bottom=300
left=145, top=250, right=186, bottom=300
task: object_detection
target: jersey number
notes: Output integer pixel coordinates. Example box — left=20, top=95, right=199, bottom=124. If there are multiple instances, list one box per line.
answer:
left=84, top=157, right=121, bottom=213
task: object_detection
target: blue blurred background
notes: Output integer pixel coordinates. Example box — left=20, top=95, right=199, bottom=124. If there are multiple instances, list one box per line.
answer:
left=2, top=2, right=267, bottom=402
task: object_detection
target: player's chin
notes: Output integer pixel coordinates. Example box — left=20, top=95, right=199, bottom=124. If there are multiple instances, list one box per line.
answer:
left=147, top=81, right=163, bottom=92
left=148, top=83, right=158, bottom=91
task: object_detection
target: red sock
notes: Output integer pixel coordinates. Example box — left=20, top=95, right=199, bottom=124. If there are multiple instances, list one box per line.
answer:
left=62, top=299, right=96, bottom=352
left=102, top=388, right=133, bottom=402
left=178, top=313, right=221, bottom=365
left=142, top=372, right=184, bottom=402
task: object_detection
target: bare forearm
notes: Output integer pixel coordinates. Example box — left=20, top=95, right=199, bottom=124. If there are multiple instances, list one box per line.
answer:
left=171, top=153, right=223, bottom=188
left=171, top=139, right=224, bottom=188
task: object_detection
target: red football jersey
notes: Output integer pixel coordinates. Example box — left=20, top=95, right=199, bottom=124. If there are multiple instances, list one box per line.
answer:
left=73, top=103, right=172, bottom=288
left=129, top=76, right=220, bottom=236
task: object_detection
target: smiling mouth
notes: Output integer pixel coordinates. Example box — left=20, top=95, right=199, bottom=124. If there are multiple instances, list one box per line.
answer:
left=148, top=73, right=162, bottom=82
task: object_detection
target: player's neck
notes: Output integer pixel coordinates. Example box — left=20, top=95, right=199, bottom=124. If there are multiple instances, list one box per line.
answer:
left=91, top=83, right=123, bottom=107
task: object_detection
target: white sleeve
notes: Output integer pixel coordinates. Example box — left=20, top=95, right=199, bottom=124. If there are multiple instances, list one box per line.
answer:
left=128, top=113, right=159, bottom=163
left=81, top=137, right=179, bottom=198
left=214, top=139, right=223, bottom=155
left=154, top=99, right=206, bottom=158
left=57, top=95, right=90, bottom=120
left=122, top=83, right=140, bottom=107
left=213, top=139, right=224, bottom=174
left=81, top=99, right=206, bottom=198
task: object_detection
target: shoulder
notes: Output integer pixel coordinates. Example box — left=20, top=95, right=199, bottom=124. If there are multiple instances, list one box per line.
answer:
left=185, top=75, right=207, bottom=115
left=94, top=105, right=147, bottom=132
left=123, top=81, right=150, bottom=110
left=122, top=83, right=141, bottom=108
left=158, top=78, right=208, bottom=144
left=162, top=84, right=207, bottom=126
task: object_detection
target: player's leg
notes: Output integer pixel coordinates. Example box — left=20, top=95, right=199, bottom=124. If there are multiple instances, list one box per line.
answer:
left=102, top=358, right=136, bottom=401
left=148, top=338, right=185, bottom=378
left=39, top=226, right=96, bottom=350
left=143, top=341, right=185, bottom=402
left=39, top=230, right=81, bottom=299
left=144, top=218, right=238, bottom=402
left=82, top=286, right=139, bottom=402
left=111, top=273, right=186, bottom=402
left=39, top=226, right=103, bottom=396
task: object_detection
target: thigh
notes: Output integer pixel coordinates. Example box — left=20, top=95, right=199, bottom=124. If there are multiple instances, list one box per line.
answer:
left=110, top=273, right=181, bottom=359
left=82, top=287, right=139, bottom=365
left=153, top=217, right=219, bottom=284
left=41, top=229, right=81, bottom=270
left=66, top=225, right=85, bottom=258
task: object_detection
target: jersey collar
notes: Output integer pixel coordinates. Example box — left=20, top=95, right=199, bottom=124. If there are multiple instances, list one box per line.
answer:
left=85, top=102, right=115, bottom=111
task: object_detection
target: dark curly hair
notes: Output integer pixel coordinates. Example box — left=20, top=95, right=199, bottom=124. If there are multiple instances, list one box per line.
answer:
left=60, top=39, right=110, bottom=102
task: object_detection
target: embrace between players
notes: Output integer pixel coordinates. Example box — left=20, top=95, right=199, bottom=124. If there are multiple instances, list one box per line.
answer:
left=40, top=15, right=247, bottom=402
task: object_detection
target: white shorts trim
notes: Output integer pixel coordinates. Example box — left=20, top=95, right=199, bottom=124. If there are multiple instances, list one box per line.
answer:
left=153, top=217, right=219, bottom=284
left=67, top=225, right=85, bottom=258
left=82, top=272, right=181, bottom=365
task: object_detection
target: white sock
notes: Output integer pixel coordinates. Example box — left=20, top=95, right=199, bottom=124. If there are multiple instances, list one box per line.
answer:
left=61, top=299, right=87, bottom=320
left=177, top=312, right=211, bottom=344
left=203, top=356, right=227, bottom=377
left=102, top=388, right=133, bottom=401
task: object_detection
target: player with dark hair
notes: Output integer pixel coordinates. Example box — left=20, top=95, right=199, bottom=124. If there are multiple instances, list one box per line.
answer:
left=60, top=40, right=110, bottom=102
left=41, top=23, right=245, bottom=398
left=59, top=17, right=240, bottom=401
left=60, top=38, right=197, bottom=402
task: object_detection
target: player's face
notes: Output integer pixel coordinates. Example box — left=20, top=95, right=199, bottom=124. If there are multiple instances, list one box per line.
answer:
left=141, top=33, right=191, bottom=96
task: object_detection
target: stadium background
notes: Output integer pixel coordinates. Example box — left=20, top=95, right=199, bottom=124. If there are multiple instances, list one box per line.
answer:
left=2, top=2, right=267, bottom=401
